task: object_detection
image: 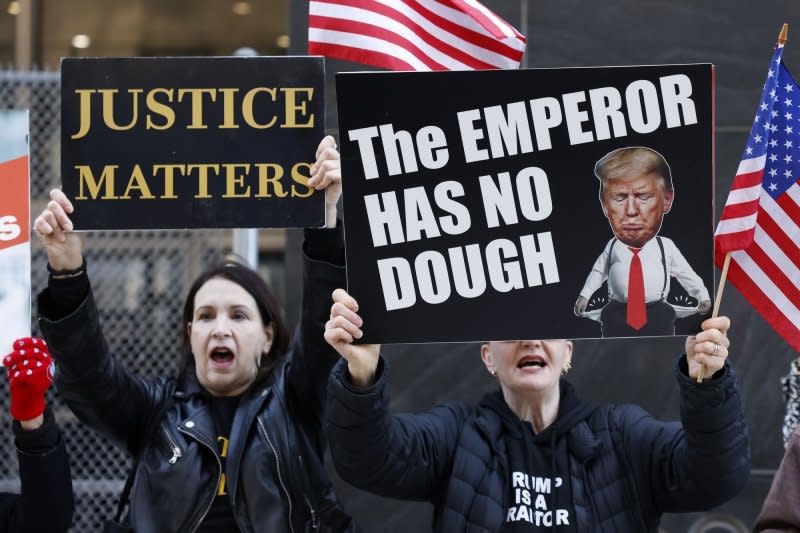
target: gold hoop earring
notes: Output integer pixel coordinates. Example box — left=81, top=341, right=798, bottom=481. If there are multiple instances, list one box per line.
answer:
left=561, top=360, right=572, bottom=376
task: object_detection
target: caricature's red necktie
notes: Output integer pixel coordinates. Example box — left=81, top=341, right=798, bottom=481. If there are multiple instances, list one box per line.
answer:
left=626, top=248, right=647, bottom=330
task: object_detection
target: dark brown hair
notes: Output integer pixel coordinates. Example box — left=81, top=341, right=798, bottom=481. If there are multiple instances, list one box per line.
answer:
left=178, top=259, right=290, bottom=393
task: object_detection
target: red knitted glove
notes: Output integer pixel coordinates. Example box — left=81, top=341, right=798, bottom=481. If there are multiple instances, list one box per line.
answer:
left=3, top=337, right=53, bottom=421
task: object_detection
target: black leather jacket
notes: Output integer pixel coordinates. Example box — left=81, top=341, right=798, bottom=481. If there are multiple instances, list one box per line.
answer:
left=38, top=229, right=356, bottom=533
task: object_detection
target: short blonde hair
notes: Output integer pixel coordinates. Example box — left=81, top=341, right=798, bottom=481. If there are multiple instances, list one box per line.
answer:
left=594, top=146, right=673, bottom=198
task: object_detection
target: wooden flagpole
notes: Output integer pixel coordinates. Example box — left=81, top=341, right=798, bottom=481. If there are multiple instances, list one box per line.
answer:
left=697, top=23, right=788, bottom=383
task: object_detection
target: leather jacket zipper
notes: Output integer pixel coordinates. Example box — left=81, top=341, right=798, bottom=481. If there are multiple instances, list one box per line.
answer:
left=257, top=417, right=295, bottom=533
left=179, top=426, right=222, bottom=533
left=304, top=495, right=318, bottom=529
left=298, top=455, right=318, bottom=530
left=161, top=424, right=183, bottom=464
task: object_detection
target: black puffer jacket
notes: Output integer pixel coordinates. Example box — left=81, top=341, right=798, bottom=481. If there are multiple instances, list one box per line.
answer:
left=38, top=229, right=356, bottom=533
left=326, top=356, right=750, bottom=532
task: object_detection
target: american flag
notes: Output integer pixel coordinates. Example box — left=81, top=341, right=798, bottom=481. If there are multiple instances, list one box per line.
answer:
left=307, top=0, right=526, bottom=71
left=714, top=43, right=800, bottom=351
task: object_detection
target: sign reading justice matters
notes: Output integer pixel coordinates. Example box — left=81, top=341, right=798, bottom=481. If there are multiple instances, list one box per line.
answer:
left=338, top=65, right=714, bottom=344
left=61, top=57, right=325, bottom=230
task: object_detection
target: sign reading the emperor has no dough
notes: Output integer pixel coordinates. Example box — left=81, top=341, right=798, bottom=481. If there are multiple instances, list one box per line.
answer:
left=337, top=65, right=714, bottom=343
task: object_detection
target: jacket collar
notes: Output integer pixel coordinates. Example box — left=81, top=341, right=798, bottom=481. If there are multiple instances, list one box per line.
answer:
left=475, top=381, right=604, bottom=464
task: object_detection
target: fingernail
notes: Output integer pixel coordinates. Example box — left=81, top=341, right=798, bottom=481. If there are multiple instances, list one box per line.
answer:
left=356, top=329, right=363, bottom=339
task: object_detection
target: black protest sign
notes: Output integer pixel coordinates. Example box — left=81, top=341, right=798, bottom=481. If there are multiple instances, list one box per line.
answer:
left=337, top=65, right=714, bottom=343
left=61, top=57, right=325, bottom=230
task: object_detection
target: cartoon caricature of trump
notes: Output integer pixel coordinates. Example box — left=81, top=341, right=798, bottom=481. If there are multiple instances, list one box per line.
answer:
left=574, top=146, right=711, bottom=337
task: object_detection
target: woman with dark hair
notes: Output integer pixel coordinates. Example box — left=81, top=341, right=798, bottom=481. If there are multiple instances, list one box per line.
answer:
left=34, top=137, right=357, bottom=532
left=323, top=289, right=750, bottom=531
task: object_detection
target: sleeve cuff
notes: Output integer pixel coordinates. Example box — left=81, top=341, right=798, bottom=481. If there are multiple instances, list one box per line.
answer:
left=42, top=263, right=90, bottom=320
left=338, top=357, right=386, bottom=394
left=13, top=407, right=60, bottom=453
left=304, top=220, right=345, bottom=266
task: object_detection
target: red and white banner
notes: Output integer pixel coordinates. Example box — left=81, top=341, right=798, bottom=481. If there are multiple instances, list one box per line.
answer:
left=0, top=110, right=31, bottom=352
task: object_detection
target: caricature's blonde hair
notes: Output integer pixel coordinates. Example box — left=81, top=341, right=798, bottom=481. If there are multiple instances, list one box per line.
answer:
left=594, top=146, right=673, bottom=198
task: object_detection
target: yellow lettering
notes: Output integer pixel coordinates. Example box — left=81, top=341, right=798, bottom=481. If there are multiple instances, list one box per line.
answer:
left=146, top=89, right=175, bottom=130
left=153, top=164, right=184, bottom=199
left=100, top=89, right=142, bottom=131
left=219, top=88, right=239, bottom=129
left=291, top=162, right=315, bottom=198
left=222, top=163, right=252, bottom=198
left=255, top=163, right=287, bottom=198
left=242, top=88, right=277, bottom=129
left=177, top=88, right=217, bottom=129
left=216, top=472, right=227, bottom=496
left=281, top=88, right=314, bottom=128
left=120, top=165, right=155, bottom=199
left=217, top=436, right=230, bottom=458
left=71, top=89, right=96, bottom=140
left=75, top=165, right=119, bottom=200
left=186, top=164, right=218, bottom=198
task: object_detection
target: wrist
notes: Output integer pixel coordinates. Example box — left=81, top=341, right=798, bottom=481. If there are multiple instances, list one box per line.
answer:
left=347, top=362, right=376, bottom=388
left=47, top=256, right=84, bottom=275
left=19, top=414, right=44, bottom=431
left=325, top=205, right=338, bottom=228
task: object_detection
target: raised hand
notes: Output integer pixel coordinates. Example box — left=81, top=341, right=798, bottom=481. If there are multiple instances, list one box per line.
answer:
left=308, top=135, right=342, bottom=228
left=324, top=289, right=380, bottom=387
left=685, top=316, right=730, bottom=381
left=3, top=337, right=54, bottom=422
left=33, top=189, right=83, bottom=271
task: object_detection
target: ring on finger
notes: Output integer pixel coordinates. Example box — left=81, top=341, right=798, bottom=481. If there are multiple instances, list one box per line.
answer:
left=712, top=342, right=720, bottom=356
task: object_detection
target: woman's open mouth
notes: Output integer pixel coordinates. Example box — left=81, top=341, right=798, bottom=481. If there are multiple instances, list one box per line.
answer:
left=517, top=355, right=546, bottom=372
left=210, top=347, right=235, bottom=368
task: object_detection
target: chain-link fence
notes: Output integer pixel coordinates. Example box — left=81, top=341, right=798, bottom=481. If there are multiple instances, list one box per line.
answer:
left=0, top=68, right=242, bottom=532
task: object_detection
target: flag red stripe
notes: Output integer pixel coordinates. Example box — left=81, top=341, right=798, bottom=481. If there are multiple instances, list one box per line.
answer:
left=400, top=0, right=522, bottom=60
left=729, top=169, right=764, bottom=190
left=757, top=207, right=800, bottom=270
left=308, top=41, right=416, bottom=71
left=745, top=241, right=800, bottom=306
left=719, top=251, right=800, bottom=352
left=776, top=188, right=800, bottom=224
left=718, top=199, right=760, bottom=220
left=715, top=230, right=756, bottom=254
left=308, top=15, right=448, bottom=69
left=445, top=0, right=511, bottom=40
